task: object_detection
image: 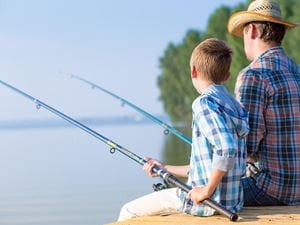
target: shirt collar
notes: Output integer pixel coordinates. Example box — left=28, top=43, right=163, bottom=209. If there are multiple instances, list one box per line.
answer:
left=256, top=46, right=284, bottom=60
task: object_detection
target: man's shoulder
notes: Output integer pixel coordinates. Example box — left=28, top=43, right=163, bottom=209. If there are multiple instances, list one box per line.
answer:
left=250, top=49, right=298, bottom=74
left=239, top=65, right=265, bottom=79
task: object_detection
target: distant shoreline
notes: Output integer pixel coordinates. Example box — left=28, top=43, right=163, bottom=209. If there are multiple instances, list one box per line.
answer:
left=0, top=115, right=176, bottom=130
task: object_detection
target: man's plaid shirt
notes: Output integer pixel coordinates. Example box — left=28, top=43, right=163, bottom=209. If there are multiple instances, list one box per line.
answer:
left=235, top=47, right=300, bottom=205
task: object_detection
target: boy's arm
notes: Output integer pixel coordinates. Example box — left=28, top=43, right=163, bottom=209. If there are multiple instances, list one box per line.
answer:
left=235, top=70, right=266, bottom=159
left=188, top=169, right=225, bottom=204
left=143, top=157, right=189, bottom=178
left=165, top=165, right=190, bottom=177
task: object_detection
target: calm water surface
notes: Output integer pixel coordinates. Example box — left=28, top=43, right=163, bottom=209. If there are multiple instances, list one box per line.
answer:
left=0, top=124, right=173, bottom=225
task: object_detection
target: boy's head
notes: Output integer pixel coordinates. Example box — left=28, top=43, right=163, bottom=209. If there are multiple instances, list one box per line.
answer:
left=190, top=38, right=232, bottom=85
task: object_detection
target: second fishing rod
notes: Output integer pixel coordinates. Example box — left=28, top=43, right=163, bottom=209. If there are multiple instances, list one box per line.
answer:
left=0, top=79, right=238, bottom=222
left=65, top=73, right=192, bottom=146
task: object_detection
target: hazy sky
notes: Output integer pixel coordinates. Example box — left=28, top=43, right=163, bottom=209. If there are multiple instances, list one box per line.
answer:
left=0, top=3, right=247, bottom=223
left=0, top=0, right=244, bottom=121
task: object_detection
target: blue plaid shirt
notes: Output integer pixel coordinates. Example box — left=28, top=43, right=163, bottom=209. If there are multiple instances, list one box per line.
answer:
left=179, top=85, right=249, bottom=216
left=235, top=47, right=300, bottom=205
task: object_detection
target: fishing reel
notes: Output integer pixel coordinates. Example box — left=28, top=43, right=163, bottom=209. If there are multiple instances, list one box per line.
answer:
left=152, top=183, right=167, bottom=191
left=152, top=180, right=171, bottom=192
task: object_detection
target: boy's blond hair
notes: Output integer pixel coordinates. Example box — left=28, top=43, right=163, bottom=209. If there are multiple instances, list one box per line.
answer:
left=190, top=38, right=233, bottom=84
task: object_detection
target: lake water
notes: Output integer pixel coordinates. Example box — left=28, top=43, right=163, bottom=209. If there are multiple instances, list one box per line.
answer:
left=0, top=123, right=189, bottom=225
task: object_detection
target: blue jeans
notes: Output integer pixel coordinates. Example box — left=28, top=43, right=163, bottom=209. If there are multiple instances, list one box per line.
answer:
left=241, top=177, right=284, bottom=206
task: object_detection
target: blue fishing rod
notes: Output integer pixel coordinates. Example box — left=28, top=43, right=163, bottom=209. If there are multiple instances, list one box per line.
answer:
left=66, top=73, right=192, bottom=145
left=0, top=80, right=238, bottom=222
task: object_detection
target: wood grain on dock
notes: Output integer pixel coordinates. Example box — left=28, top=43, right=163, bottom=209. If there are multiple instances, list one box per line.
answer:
left=106, top=206, right=300, bottom=225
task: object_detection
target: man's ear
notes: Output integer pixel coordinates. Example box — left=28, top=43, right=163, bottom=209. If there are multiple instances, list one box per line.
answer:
left=249, top=23, right=259, bottom=39
left=191, top=66, right=197, bottom=78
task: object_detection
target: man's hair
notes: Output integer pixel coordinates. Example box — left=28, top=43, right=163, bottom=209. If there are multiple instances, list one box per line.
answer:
left=190, top=38, right=232, bottom=84
left=244, top=22, right=286, bottom=44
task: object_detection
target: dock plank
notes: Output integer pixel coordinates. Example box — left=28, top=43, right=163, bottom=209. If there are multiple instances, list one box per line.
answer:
left=106, top=206, right=300, bottom=225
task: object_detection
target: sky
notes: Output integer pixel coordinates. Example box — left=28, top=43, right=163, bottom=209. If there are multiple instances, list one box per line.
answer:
left=0, top=2, right=247, bottom=223
left=0, top=0, right=245, bottom=122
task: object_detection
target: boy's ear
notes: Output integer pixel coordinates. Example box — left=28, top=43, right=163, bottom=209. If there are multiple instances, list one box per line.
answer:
left=191, top=66, right=197, bottom=78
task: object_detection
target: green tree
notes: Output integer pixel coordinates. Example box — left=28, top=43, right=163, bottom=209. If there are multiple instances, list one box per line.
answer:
left=157, top=30, right=203, bottom=123
left=158, top=0, right=300, bottom=170
left=158, top=0, right=299, bottom=125
left=280, top=0, right=300, bottom=63
left=162, top=126, right=191, bottom=166
left=225, top=1, right=249, bottom=92
left=205, top=6, right=232, bottom=40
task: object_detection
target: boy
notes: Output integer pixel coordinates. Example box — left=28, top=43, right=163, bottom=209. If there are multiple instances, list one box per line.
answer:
left=118, top=38, right=249, bottom=221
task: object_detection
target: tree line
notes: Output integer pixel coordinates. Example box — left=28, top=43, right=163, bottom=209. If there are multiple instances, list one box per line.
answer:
left=157, top=0, right=300, bottom=127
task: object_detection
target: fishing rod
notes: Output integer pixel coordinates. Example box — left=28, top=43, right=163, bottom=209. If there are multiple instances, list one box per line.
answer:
left=0, top=80, right=238, bottom=222
left=66, top=73, right=192, bottom=145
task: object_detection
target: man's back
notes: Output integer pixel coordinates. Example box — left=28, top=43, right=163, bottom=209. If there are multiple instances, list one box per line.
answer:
left=235, top=47, right=300, bottom=205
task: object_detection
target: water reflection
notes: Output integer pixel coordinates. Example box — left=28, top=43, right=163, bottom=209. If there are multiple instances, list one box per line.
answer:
left=0, top=121, right=192, bottom=225
left=161, top=125, right=191, bottom=166
left=160, top=125, right=191, bottom=186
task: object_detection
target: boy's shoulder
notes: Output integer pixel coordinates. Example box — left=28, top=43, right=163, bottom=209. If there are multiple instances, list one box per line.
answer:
left=194, top=85, right=247, bottom=120
left=193, top=94, right=221, bottom=115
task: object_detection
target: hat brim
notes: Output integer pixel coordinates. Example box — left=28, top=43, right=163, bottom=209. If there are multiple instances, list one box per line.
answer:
left=228, top=11, right=298, bottom=37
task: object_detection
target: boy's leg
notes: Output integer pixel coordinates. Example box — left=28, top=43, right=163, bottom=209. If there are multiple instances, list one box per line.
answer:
left=118, top=187, right=181, bottom=221
left=241, top=177, right=284, bottom=206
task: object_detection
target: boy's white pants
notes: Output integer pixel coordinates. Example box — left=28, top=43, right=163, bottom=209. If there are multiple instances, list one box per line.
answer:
left=118, top=187, right=182, bottom=221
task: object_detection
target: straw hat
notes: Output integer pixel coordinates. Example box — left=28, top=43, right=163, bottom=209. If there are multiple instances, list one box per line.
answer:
left=228, top=0, right=298, bottom=37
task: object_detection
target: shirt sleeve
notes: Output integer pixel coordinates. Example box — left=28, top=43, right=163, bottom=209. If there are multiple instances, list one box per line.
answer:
left=235, top=69, right=267, bottom=157
left=195, top=97, right=237, bottom=172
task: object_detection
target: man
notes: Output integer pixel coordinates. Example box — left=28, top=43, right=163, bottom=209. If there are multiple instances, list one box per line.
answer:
left=227, top=0, right=299, bottom=206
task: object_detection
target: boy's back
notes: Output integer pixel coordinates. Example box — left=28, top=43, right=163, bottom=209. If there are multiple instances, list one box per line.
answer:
left=179, top=84, right=248, bottom=215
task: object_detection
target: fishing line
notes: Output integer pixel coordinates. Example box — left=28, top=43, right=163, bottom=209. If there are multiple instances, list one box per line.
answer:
left=0, top=79, right=238, bottom=221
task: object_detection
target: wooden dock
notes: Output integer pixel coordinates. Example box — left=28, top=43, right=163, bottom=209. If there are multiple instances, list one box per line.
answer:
left=106, top=206, right=300, bottom=225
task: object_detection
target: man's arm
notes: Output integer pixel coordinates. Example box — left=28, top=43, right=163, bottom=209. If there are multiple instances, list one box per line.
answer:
left=235, top=70, right=267, bottom=159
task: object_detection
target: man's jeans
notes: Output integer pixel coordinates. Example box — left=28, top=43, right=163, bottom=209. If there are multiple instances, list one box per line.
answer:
left=241, top=177, right=284, bottom=206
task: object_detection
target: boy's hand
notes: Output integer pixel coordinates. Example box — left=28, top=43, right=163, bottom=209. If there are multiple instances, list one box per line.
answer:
left=187, top=186, right=212, bottom=205
left=143, top=157, right=165, bottom=177
left=188, top=169, right=225, bottom=204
